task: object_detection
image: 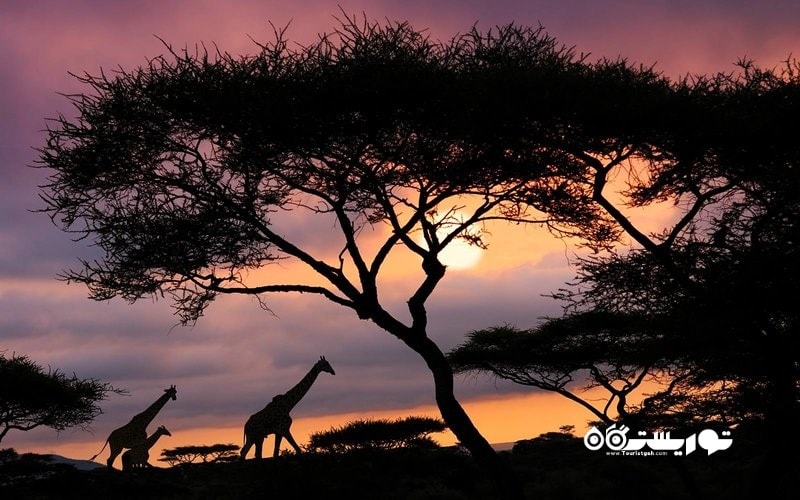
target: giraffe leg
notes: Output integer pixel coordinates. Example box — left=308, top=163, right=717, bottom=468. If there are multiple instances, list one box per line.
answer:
left=273, top=434, right=283, bottom=458
left=240, top=439, right=252, bottom=460
left=284, top=430, right=302, bottom=455
left=241, top=417, right=261, bottom=460
left=107, top=442, right=123, bottom=469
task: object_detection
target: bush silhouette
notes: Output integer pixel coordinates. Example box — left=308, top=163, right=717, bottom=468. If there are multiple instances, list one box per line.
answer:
left=308, top=416, right=446, bottom=453
left=0, top=352, right=122, bottom=443
left=159, top=443, right=239, bottom=466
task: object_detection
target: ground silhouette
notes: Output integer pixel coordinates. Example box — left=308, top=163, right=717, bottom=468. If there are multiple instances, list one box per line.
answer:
left=1, top=423, right=792, bottom=499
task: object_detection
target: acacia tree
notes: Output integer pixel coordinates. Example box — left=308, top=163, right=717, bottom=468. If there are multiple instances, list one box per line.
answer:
left=563, top=62, right=800, bottom=495
left=465, top=58, right=800, bottom=493
left=308, top=416, right=446, bottom=453
left=449, top=311, right=765, bottom=432
left=159, top=443, right=239, bottom=466
left=448, top=313, right=670, bottom=427
left=37, top=18, right=655, bottom=498
left=0, top=353, right=122, bottom=443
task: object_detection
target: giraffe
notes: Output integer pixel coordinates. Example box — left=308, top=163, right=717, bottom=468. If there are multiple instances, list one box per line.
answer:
left=90, top=385, right=177, bottom=469
left=241, top=356, right=335, bottom=460
left=121, top=425, right=172, bottom=471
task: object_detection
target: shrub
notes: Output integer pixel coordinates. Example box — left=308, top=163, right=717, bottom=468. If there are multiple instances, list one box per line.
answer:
left=308, top=416, right=447, bottom=453
left=159, top=443, right=239, bottom=466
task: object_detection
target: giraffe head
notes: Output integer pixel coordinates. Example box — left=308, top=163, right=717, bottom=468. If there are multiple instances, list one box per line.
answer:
left=164, top=385, right=177, bottom=401
left=316, top=356, right=335, bottom=375
left=156, top=425, right=172, bottom=437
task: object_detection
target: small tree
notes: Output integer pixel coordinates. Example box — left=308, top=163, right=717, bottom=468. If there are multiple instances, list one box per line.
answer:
left=0, top=352, right=122, bottom=443
left=308, top=416, right=446, bottom=453
left=448, top=312, right=666, bottom=426
left=159, top=443, right=240, bottom=466
left=448, top=312, right=758, bottom=430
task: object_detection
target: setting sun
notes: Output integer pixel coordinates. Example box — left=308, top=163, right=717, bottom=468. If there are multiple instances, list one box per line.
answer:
left=416, top=210, right=485, bottom=270
left=438, top=235, right=483, bottom=270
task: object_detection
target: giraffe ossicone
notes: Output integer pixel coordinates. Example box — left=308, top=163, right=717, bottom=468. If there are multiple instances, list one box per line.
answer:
left=241, top=356, right=335, bottom=460
left=89, top=385, right=177, bottom=469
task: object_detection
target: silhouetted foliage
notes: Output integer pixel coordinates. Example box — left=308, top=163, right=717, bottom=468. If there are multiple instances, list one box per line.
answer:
left=0, top=447, right=19, bottom=463
left=38, top=14, right=686, bottom=499
left=460, top=57, right=800, bottom=494
left=159, top=443, right=239, bottom=466
left=512, top=429, right=579, bottom=455
left=448, top=310, right=767, bottom=431
left=0, top=352, right=123, bottom=443
left=308, top=416, right=446, bottom=453
left=449, top=312, right=673, bottom=425
left=2, top=436, right=785, bottom=500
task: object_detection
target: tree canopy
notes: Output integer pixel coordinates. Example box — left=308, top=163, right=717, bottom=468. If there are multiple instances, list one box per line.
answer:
left=450, top=56, right=800, bottom=494
left=448, top=311, right=766, bottom=430
left=39, top=14, right=767, bottom=499
left=448, top=313, right=670, bottom=426
left=38, top=19, right=678, bottom=325
left=548, top=59, right=800, bottom=426
left=0, top=352, right=122, bottom=443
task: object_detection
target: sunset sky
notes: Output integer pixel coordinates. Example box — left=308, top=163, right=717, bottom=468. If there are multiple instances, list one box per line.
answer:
left=2, top=0, right=799, bottom=465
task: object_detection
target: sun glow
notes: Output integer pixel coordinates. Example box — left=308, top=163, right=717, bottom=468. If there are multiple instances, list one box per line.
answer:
left=437, top=235, right=483, bottom=270
left=416, top=211, right=484, bottom=271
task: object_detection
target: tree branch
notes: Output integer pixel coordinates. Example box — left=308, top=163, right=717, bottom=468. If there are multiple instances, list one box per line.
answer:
left=662, top=182, right=736, bottom=248
left=200, top=281, right=357, bottom=310
left=586, top=153, right=662, bottom=254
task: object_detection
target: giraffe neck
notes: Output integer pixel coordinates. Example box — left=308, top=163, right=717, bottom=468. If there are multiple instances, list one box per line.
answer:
left=133, top=392, right=171, bottom=427
left=282, top=365, right=322, bottom=410
left=146, top=431, right=165, bottom=448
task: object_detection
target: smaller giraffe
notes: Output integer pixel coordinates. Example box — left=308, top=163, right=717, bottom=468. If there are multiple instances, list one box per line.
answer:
left=121, top=425, right=172, bottom=471
left=241, top=356, right=335, bottom=460
left=90, top=385, right=177, bottom=469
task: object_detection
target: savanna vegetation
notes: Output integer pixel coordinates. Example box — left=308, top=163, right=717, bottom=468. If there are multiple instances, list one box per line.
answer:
left=0, top=352, right=122, bottom=444
left=307, top=416, right=446, bottom=453
left=159, top=444, right=240, bottom=466
left=0, top=424, right=784, bottom=499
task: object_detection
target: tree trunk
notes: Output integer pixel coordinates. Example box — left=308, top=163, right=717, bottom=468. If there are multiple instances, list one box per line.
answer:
left=406, top=333, right=526, bottom=500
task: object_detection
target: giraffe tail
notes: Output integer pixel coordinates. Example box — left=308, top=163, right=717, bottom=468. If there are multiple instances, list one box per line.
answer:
left=89, top=439, right=109, bottom=462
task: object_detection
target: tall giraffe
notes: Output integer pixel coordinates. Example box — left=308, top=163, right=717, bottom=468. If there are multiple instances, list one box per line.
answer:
left=121, top=425, right=172, bottom=471
left=90, top=385, right=177, bottom=469
left=241, top=356, right=335, bottom=459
